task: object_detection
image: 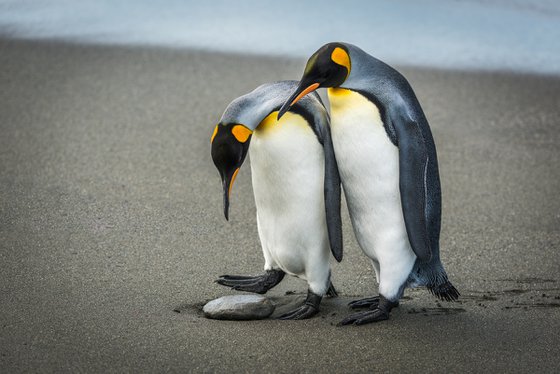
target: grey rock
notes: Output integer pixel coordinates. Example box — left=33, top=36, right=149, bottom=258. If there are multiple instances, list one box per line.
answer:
left=203, top=295, right=275, bottom=320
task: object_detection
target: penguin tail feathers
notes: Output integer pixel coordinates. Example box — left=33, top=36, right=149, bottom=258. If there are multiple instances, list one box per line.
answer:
left=428, top=281, right=460, bottom=302
left=409, top=261, right=459, bottom=301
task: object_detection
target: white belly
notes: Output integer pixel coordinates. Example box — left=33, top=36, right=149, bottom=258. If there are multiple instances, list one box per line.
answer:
left=248, top=111, right=330, bottom=294
left=328, top=88, right=415, bottom=295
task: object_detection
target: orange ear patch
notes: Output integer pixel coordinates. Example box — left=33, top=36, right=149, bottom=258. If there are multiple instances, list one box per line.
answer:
left=231, top=125, right=253, bottom=143
left=331, top=47, right=351, bottom=76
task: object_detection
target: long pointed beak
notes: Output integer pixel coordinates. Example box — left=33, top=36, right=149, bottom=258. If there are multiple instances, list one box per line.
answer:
left=277, top=82, right=320, bottom=120
left=221, top=167, right=240, bottom=221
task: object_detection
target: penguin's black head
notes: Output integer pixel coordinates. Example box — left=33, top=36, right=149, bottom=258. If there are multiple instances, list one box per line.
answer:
left=210, top=123, right=252, bottom=220
left=278, top=42, right=351, bottom=119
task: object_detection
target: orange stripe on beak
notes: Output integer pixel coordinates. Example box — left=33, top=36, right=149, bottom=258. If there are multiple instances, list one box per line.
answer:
left=290, top=82, right=320, bottom=106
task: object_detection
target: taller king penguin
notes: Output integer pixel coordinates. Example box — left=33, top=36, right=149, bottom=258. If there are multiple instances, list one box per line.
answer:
left=279, top=42, right=459, bottom=325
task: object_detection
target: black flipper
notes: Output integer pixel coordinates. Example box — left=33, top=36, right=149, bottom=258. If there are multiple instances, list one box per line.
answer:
left=322, top=118, right=343, bottom=262
left=216, top=269, right=285, bottom=294
left=392, top=110, right=432, bottom=262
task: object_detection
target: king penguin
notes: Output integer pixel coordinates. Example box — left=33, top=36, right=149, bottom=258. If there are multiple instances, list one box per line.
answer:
left=211, top=80, right=343, bottom=319
left=278, top=42, right=459, bottom=325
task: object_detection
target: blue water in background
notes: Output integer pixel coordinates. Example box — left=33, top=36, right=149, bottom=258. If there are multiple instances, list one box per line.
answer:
left=0, top=0, right=559, bottom=74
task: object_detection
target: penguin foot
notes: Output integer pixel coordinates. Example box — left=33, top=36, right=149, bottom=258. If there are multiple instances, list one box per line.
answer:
left=278, top=304, right=319, bottom=320
left=278, top=289, right=321, bottom=320
left=216, top=269, right=285, bottom=294
left=338, top=308, right=389, bottom=325
left=348, top=296, right=380, bottom=309
left=348, top=295, right=399, bottom=309
left=339, top=295, right=398, bottom=326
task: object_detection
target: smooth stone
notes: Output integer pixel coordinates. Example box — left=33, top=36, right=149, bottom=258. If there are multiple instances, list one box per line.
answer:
left=203, top=295, right=275, bottom=320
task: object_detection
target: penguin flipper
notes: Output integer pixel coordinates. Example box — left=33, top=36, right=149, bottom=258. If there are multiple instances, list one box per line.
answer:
left=322, top=118, right=344, bottom=262
left=393, top=111, right=432, bottom=262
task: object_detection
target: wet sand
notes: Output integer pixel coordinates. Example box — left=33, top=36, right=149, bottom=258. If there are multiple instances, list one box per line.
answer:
left=1, top=39, right=559, bottom=372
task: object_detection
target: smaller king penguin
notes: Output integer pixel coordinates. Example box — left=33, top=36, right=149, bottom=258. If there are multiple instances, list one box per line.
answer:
left=278, top=42, right=459, bottom=325
left=211, top=81, right=343, bottom=319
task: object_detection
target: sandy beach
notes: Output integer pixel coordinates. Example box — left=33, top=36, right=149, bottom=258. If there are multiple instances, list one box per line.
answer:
left=1, top=39, right=559, bottom=372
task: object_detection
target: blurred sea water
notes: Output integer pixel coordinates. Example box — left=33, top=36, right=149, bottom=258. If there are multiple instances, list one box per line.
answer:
left=0, top=0, right=559, bottom=74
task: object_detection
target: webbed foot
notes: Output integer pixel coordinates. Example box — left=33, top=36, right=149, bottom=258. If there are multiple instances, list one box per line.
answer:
left=348, top=295, right=400, bottom=309
left=216, top=269, right=285, bottom=294
left=339, top=295, right=398, bottom=326
left=348, top=295, right=380, bottom=309
left=278, top=304, right=319, bottom=320
left=278, top=289, right=321, bottom=320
